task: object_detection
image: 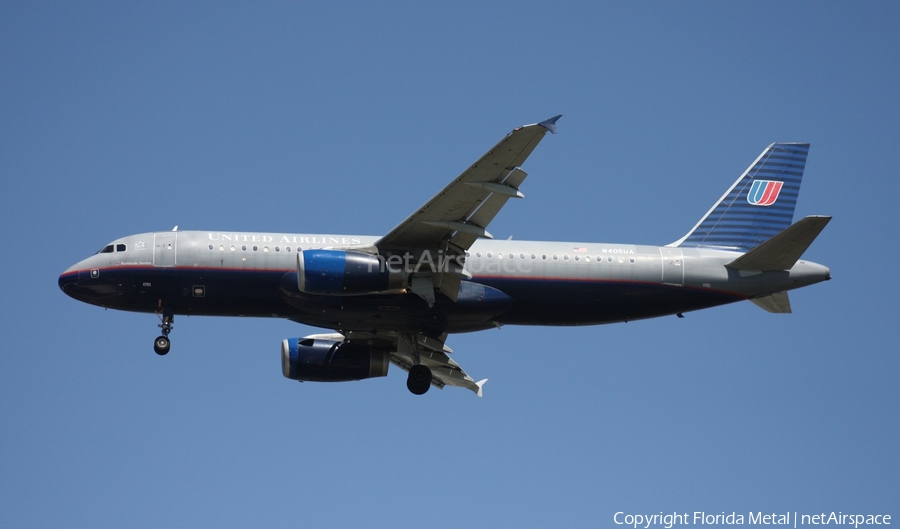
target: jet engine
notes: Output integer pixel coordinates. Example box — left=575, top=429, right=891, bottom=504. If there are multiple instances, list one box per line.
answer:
left=296, top=249, right=407, bottom=295
left=281, top=336, right=390, bottom=382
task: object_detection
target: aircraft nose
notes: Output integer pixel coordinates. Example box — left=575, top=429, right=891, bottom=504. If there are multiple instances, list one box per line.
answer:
left=58, top=268, right=78, bottom=294
left=58, top=261, right=87, bottom=297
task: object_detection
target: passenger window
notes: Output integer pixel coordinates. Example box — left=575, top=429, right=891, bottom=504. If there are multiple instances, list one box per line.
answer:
left=208, top=244, right=214, bottom=251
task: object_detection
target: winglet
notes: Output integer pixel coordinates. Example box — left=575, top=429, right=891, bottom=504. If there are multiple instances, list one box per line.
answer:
left=475, top=378, right=488, bottom=398
left=538, top=115, right=562, bottom=134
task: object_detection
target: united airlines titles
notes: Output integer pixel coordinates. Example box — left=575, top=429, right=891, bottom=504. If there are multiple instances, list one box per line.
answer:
left=208, top=233, right=363, bottom=246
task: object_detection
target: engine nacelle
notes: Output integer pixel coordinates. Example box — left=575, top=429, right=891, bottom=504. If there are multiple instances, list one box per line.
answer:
left=297, top=249, right=406, bottom=295
left=281, top=337, right=390, bottom=382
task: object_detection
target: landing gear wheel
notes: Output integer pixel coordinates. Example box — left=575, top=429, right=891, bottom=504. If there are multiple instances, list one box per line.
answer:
left=407, top=364, right=432, bottom=395
left=421, top=309, right=447, bottom=338
left=154, top=336, right=171, bottom=356
left=155, top=309, right=174, bottom=355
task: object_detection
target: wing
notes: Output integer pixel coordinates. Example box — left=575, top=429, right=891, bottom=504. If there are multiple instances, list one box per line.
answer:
left=377, top=115, right=560, bottom=252
left=337, top=330, right=487, bottom=396
left=375, top=115, right=560, bottom=302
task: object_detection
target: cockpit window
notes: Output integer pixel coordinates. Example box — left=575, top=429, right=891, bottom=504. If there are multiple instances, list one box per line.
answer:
left=98, top=245, right=114, bottom=254
left=116, top=244, right=126, bottom=252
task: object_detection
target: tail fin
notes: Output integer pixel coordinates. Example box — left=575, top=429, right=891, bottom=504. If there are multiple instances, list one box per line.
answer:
left=671, top=143, right=810, bottom=252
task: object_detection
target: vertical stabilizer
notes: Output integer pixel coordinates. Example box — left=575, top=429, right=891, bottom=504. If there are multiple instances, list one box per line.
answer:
left=671, top=143, right=809, bottom=252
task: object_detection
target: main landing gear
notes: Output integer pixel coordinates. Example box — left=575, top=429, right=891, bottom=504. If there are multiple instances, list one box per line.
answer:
left=154, top=311, right=174, bottom=356
left=401, top=331, right=435, bottom=395
left=404, top=308, right=445, bottom=394
left=421, top=309, right=447, bottom=338
left=406, top=364, right=433, bottom=395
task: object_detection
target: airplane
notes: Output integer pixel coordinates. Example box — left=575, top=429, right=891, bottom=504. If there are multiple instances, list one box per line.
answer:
left=58, top=116, right=832, bottom=397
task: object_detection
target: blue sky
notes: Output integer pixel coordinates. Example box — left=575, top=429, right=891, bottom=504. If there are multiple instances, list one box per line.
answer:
left=2, top=2, right=898, bottom=527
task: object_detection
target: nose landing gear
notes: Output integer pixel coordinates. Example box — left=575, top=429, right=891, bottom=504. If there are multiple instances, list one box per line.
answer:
left=154, top=310, right=174, bottom=355
left=154, top=335, right=171, bottom=355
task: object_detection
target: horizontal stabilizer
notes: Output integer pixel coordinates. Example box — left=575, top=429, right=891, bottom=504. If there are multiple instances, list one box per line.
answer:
left=750, top=292, right=792, bottom=313
left=727, top=215, right=831, bottom=271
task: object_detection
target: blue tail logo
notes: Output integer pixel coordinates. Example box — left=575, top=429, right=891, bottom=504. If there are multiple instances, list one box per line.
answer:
left=672, top=143, right=809, bottom=252
left=747, top=180, right=784, bottom=206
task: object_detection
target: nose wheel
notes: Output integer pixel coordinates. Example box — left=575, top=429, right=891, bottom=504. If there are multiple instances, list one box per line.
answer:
left=154, top=310, right=174, bottom=355
left=154, top=335, right=171, bottom=355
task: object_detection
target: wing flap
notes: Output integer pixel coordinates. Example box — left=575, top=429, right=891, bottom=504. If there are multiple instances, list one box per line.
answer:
left=449, top=167, right=528, bottom=251
left=341, top=330, right=486, bottom=396
left=390, top=350, right=487, bottom=396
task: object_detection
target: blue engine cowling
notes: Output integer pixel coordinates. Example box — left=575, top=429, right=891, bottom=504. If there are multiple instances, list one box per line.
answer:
left=281, top=337, right=390, bottom=382
left=297, top=249, right=407, bottom=295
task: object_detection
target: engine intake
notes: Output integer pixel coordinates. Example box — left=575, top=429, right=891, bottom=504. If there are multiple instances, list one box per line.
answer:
left=297, top=250, right=406, bottom=295
left=281, top=337, right=390, bottom=382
